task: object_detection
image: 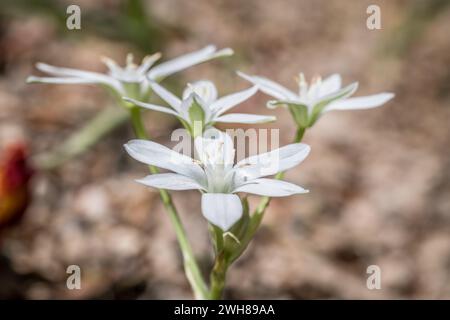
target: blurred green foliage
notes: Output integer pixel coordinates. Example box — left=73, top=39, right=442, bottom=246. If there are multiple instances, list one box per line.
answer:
left=381, top=0, right=450, bottom=57
left=0, top=0, right=185, bottom=53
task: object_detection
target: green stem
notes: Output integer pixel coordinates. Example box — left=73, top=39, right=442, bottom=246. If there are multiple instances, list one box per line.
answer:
left=230, top=126, right=306, bottom=263
left=129, top=107, right=209, bottom=300
left=295, top=127, right=306, bottom=143
left=209, top=252, right=229, bottom=300
left=33, top=106, right=129, bottom=170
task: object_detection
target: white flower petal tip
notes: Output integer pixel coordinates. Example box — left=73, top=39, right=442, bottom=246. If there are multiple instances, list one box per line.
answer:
left=236, top=71, right=252, bottom=81
left=26, top=76, right=38, bottom=83
left=201, top=193, right=243, bottom=231
left=215, top=48, right=234, bottom=57
left=326, top=92, right=395, bottom=111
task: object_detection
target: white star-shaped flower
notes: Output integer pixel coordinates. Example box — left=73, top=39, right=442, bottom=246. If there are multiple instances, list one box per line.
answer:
left=124, top=80, right=275, bottom=136
left=27, top=45, right=233, bottom=100
left=238, top=72, right=394, bottom=128
left=124, top=128, right=310, bottom=230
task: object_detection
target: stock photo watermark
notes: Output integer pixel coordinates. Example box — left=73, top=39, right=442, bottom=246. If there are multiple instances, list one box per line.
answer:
left=66, top=5, right=81, bottom=30
left=366, top=265, right=381, bottom=290
left=66, top=265, right=81, bottom=290
left=366, top=4, right=381, bottom=30
left=170, top=126, right=281, bottom=176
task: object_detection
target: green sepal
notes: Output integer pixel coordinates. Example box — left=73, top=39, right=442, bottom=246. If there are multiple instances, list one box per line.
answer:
left=308, top=85, right=356, bottom=126
left=287, top=103, right=309, bottom=129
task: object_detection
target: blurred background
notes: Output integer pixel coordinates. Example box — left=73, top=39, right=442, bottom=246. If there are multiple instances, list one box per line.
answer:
left=0, top=0, right=449, bottom=299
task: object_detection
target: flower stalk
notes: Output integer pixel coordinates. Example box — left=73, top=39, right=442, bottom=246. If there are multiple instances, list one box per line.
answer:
left=129, top=106, right=209, bottom=299
left=209, top=251, right=229, bottom=300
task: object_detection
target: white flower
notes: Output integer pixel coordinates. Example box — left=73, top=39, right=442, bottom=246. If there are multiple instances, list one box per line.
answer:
left=124, top=128, right=310, bottom=230
left=124, top=80, right=276, bottom=136
left=27, top=45, right=233, bottom=99
left=238, top=72, right=394, bottom=128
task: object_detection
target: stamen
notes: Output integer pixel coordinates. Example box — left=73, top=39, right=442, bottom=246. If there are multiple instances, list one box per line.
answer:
left=126, top=53, right=135, bottom=66
left=311, top=74, right=322, bottom=85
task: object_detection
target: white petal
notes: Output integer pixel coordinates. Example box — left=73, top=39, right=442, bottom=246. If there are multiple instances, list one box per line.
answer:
left=148, top=45, right=233, bottom=81
left=183, top=81, right=218, bottom=105
left=316, top=82, right=358, bottom=106
left=211, top=85, right=258, bottom=115
left=149, top=82, right=182, bottom=112
left=319, top=73, right=342, bottom=96
left=236, top=143, right=310, bottom=179
left=27, top=76, right=101, bottom=84
left=214, top=113, right=276, bottom=124
left=233, top=178, right=308, bottom=196
left=124, top=139, right=205, bottom=182
left=32, top=63, right=123, bottom=93
left=237, top=71, right=298, bottom=100
left=36, top=62, right=110, bottom=81
left=123, top=97, right=180, bottom=117
left=136, top=173, right=205, bottom=191
left=325, top=93, right=395, bottom=112
left=201, top=193, right=243, bottom=231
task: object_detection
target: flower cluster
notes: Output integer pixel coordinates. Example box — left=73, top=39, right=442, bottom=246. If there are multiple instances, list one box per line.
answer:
left=28, top=44, right=394, bottom=299
left=28, top=44, right=394, bottom=232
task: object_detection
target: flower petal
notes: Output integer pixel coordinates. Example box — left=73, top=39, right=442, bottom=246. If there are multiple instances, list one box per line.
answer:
left=36, top=62, right=110, bottom=81
left=236, top=143, right=310, bottom=179
left=237, top=71, right=298, bottom=100
left=233, top=178, right=308, bottom=196
left=27, top=76, right=102, bottom=84
left=31, top=62, right=123, bottom=93
left=183, top=81, right=218, bottom=105
left=316, top=82, right=358, bottom=106
left=211, top=85, right=258, bottom=115
left=319, top=73, right=342, bottom=96
left=149, top=82, right=182, bottom=112
left=123, top=97, right=180, bottom=117
left=325, top=93, right=395, bottom=112
left=201, top=193, right=243, bottom=231
left=124, top=139, right=205, bottom=182
left=148, top=45, right=233, bottom=81
left=214, top=113, right=276, bottom=124
left=136, top=173, right=205, bottom=191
